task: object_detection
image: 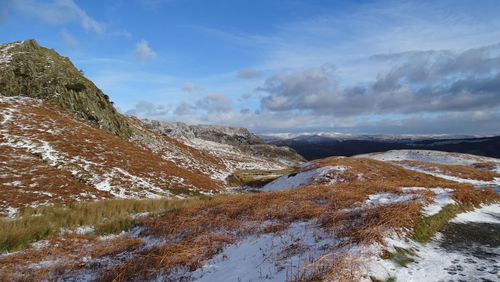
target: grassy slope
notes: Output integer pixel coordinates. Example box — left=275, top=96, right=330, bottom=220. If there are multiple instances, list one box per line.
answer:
left=0, top=98, right=224, bottom=215
left=1, top=156, right=499, bottom=281
left=0, top=197, right=210, bottom=252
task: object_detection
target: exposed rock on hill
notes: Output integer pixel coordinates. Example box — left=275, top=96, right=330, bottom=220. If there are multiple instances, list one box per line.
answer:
left=0, top=39, right=131, bottom=138
left=142, top=120, right=263, bottom=145
left=141, top=119, right=306, bottom=166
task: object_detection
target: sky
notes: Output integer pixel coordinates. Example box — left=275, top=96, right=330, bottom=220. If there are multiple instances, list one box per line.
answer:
left=1, top=0, right=500, bottom=135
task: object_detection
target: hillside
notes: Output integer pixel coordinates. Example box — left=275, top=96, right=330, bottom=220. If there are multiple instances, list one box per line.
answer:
left=1, top=149, right=498, bottom=281
left=0, top=39, right=131, bottom=138
left=0, top=40, right=306, bottom=209
left=141, top=119, right=305, bottom=167
left=0, top=96, right=226, bottom=216
left=0, top=39, right=306, bottom=215
left=1, top=39, right=499, bottom=281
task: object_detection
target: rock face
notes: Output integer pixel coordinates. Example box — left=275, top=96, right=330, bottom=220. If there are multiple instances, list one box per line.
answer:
left=0, top=39, right=131, bottom=138
left=142, top=120, right=264, bottom=145
left=141, top=119, right=306, bottom=166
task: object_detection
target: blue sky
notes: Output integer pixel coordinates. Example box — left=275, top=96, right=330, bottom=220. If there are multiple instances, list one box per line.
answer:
left=1, top=0, right=500, bottom=134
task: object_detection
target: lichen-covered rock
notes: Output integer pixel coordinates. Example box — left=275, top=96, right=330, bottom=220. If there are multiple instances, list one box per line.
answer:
left=0, top=39, right=131, bottom=138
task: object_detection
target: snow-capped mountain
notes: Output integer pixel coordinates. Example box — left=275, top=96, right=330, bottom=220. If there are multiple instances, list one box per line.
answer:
left=262, top=131, right=500, bottom=160
left=260, top=131, right=486, bottom=143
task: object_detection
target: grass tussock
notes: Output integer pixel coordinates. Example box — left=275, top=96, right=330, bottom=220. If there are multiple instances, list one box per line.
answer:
left=99, top=182, right=427, bottom=281
left=452, top=187, right=500, bottom=206
left=471, top=162, right=499, bottom=171
left=3, top=155, right=499, bottom=280
left=398, top=160, right=500, bottom=181
left=306, top=157, right=475, bottom=189
left=0, top=197, right=209, bottom=252
left=0, top=234, right=144, bottom=281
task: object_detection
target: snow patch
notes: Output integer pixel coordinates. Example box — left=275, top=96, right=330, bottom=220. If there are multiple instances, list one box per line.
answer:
left=358, top=149, right=500, bottom=166
left=398, top=162, right=500, bottom=186
left=365, top=193, right=416, bottom=205
left=451, top=203, right=500, bottom=224
left=6, top=206, right=18, bottom=218
left=365, top=203, right=500, bottom=282
left=403, top=187, right=456, bottom=216
left=261, top=165, right=346, bottom=192
left=60, top=225, right=95, bottom=235
left=191, top=221, right=333, bottom=282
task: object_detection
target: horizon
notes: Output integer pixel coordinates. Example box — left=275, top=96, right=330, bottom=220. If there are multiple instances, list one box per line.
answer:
left=1, top=0, right=500, bottom=135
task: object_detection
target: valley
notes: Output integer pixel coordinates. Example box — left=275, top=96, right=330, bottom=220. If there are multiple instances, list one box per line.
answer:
left=265, top=133, right=500, bottom=160
left=1, top=40, right=500, bottom=281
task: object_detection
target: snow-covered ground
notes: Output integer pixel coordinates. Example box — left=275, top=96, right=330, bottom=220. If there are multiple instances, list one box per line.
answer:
left=189, top=221, right=333, bottom=282
left=365, top=193, right=416, bottom=205
left=397, top=162, right=500, bottom=186
left=367, top=204, right=500, bottom=282
left=402, top=187, right=456, bottom=216
left=451, top=204, right=500, bottom=224
left=261, top=165, right=347, bottom=192
left=185, top=138, right=287, bottom=181
left=1, top=96, right=227, bottom=215
left=357, top=149, right=500, bottom=166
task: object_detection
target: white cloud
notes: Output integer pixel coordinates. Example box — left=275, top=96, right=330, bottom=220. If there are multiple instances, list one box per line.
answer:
left=9, top=0, right=104, bottom=33
left=195, top=94, right=232, bottom=113
left=125, top=101, right=171, bottom=119
left=134, top=40, right=156, bottom=62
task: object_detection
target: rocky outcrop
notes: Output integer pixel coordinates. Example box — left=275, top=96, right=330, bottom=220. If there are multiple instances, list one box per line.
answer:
left=141, top=120, right=263, bottom=146
left=0, top=39, right=131, bottom=138
left=141, top=119, right=306, bottom=166
left=239, top=144, right=306, bottom=166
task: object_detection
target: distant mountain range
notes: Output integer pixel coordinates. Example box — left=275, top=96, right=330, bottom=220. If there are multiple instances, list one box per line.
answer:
left=262, top=132, right=500, bottom=160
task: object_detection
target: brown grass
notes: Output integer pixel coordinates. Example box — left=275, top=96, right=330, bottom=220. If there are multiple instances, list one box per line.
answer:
left=103, top=157, right=497, bottom=281
left=471, top=162, right=499, bottom=171
left=451, top=187, right=500, bottom=206
left=97, top=181, right=436, bottom=281
left=307, top=157, right=474, bottom=189
left=397, top=160, right=500, bottom=181
left=0, top=144, right=111, bottom=215
left=2, top=179, right=498, bottom=281
left=0, top=98, right=225, bottom=214
left=0, top=234, right=144, bottom=281
left=0, top=197, right=209, bottom=252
